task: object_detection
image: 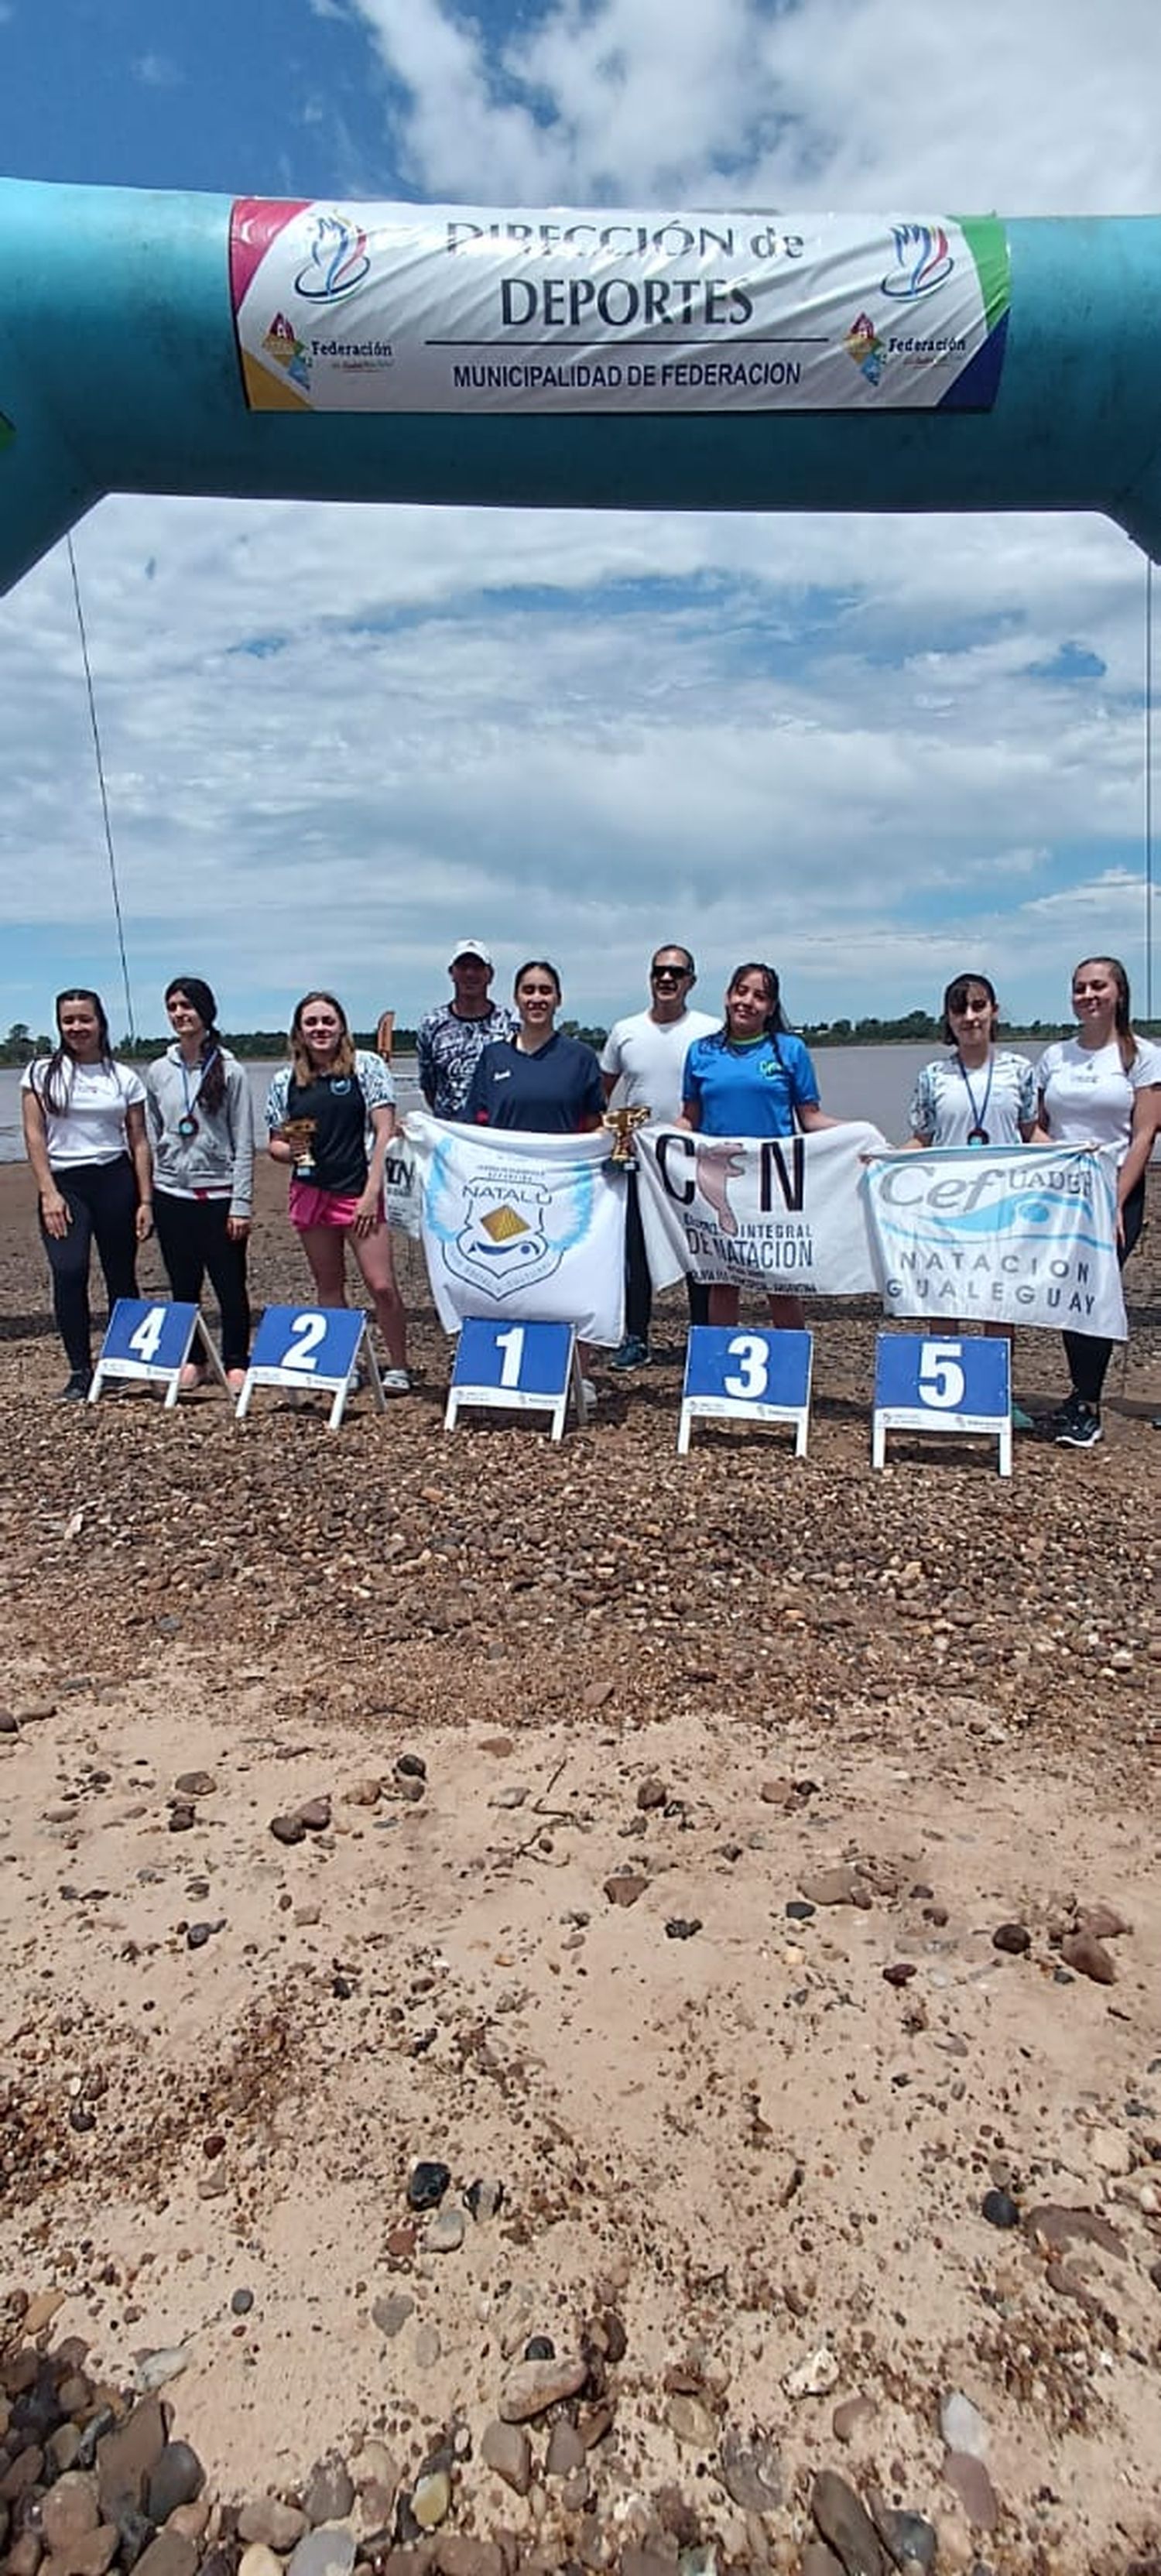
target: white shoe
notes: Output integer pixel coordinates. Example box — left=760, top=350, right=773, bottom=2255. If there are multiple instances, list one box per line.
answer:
left=382, top=1366, right=413, bottom=1396
left=580, top=1376, right=598, bottom=1414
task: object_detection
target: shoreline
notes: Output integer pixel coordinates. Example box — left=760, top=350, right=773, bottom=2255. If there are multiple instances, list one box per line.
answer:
left=2, top=1156, right=1159, bottom=2571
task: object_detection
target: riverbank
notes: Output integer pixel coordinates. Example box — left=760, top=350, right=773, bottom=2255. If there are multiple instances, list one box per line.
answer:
left=1, top=1156, right=1159, bottom=2574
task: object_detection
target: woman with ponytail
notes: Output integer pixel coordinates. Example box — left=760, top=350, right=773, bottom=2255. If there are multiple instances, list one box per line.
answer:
left=679, top=961, right=840, bottom=1331
left=145, top=977, right=255, bottom=1390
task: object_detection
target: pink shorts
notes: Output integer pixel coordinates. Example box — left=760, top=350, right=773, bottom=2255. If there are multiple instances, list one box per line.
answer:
left=288, top=1179, right=363, bottom=1231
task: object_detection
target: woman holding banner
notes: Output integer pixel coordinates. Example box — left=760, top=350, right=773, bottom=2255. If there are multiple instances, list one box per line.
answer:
left=465, top=961, right=604, bottom=1134
left=466, top=961, right=604, bottom=1409
left=680, top=963, right=839, bottom=1331
left=1038, top=957, right=1161, bottom=1450
left=905, top=972, right=1045, bottom=1433
left=266, top=992, right=410, bottom=1392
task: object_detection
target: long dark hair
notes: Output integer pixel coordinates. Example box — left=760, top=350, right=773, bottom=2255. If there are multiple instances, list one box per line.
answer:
left=715, top=961, right=789, bottom=1050
left=36, top=988, right=115, bottom=1115
left=1073, top=955, right=1138, bottom=1071
left=941, top=972, right=998, bottom=1046
left=165, top=975, right=226, bottom=1114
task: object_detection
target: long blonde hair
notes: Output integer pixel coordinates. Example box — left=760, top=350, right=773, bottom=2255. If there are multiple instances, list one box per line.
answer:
left=289, top=991, right=356, bottom=1086
left=1073, top=956, right=1138, bottom=1071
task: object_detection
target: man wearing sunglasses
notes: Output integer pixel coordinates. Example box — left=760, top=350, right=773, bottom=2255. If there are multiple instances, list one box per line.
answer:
left=601, top=946, right=717, bottom=1370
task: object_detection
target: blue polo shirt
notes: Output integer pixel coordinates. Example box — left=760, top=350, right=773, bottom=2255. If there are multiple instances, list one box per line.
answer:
left=683, top=1031, right=820, bottom=1138
left=464, top=1030, right=604, bottom=1133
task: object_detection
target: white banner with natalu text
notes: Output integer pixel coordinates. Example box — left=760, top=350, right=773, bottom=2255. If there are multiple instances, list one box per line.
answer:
left=636, top=1122, right=888, bottom=1294
left=406, top=1112, right=625, bottom=1345
left=863, top=1144, right=1126, bottom=1337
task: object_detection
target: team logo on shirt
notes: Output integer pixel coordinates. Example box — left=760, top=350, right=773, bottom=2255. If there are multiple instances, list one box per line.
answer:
left=425, top=1151, right=594, bottom=1300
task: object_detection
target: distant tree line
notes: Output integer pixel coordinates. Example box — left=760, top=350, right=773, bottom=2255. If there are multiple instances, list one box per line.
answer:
left=3, top=1010, right=1157, bottom=1068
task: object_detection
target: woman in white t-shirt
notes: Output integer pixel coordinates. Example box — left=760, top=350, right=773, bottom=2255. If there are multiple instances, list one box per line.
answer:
left=21, top=988, right=154, bottom=1399
left=1037, top=956, right=1161, bottom=1448
left=905, top=971, right=1046, bottom=1432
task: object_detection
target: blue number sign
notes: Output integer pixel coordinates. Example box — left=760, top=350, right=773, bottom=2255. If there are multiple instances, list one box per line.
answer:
left=677, top=1327, right=813, bottom=1457
left=90, top=1300, right=228, bottom=1409
left=872, top=1332, right=1012, bottom=1476
left=235, top=1306, right=383, bottom=1430
left=444, top=1319, right=581, bottom=1440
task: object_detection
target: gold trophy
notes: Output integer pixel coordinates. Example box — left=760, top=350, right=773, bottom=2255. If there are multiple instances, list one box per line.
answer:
left=280, top=1115, right=319, bottom=1178
left=601, top=1103, right=651, bottom=1168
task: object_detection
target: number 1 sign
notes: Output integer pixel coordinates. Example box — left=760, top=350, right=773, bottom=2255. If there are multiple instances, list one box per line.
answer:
left=235, top=1306, right=385, bottom=1430
left=445, top=1319, right=580, bottom=1439
left=90, top=1300, right=230, bottom=1407
left=872, top=1332, right=1012, bottom=1476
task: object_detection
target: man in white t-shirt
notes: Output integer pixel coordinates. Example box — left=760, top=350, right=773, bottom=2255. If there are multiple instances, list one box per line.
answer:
left=601, top=944, right=718, bottom=1369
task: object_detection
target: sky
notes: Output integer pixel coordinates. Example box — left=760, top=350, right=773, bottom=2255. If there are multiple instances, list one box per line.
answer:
left=1, top=0, right=1160, bottom=1041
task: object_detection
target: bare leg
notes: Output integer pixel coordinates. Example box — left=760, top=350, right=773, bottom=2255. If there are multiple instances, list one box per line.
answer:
left=708, top=1285, right=740, bottom=1327
left=351, top=1222, right=408, bottom=1369
left=297, top=1225, right=348, bottom=1306
left=766, top=1293, right=805, bottom=1331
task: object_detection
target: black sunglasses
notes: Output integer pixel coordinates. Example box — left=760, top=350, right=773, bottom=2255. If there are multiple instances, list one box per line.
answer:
left=652, top=964, right=690, bottom=981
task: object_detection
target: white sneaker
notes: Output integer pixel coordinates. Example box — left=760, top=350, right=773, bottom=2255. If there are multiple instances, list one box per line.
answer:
left=580, top=1376, right=598, bottom=1414
left=382, top=1366, right=413, bottom=1396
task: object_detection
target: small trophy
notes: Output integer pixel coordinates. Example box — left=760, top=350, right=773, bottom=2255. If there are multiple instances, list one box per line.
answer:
left=280, top=1115, right=319, bottom=1178
left=601, top=1103, right=650, bottom=1169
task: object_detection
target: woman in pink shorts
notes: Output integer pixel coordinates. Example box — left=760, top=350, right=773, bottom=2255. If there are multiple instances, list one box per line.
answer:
left=265, top=992, right=409, bottom=1391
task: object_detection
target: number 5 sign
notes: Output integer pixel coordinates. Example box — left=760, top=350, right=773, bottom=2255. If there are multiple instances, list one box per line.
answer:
left=677, top=1327, right=813, bottom=1456
left=872, top=1332, right=1012, bottom=1475
left=236, top=1306, right=384, bottom=1430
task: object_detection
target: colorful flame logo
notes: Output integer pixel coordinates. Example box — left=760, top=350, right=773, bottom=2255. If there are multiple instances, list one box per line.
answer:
left=882, top=223, right=954, bottom=300
left=294, top=212, right=371, bottom=301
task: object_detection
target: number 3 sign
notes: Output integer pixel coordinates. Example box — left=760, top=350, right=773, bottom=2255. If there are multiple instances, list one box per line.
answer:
left=236, top=1306, right=384, bottom=1430
left=872, top=1332, right=1012, bottom=1475
left=677, top=1326, right=813, bottom=1456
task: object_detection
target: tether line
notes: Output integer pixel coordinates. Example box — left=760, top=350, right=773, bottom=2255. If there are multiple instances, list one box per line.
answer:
left=67, top=532, right=135, bottom=1043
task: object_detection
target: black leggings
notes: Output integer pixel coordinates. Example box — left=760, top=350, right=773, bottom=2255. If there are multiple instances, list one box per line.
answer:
left=623, top=1166, right=709, bottom=1344
left=1063, top=1176, right=1146, bottom=1406
left=153, top=1192, right=251, bottom=1371
left=40, top=1158, right=139, bottom=1374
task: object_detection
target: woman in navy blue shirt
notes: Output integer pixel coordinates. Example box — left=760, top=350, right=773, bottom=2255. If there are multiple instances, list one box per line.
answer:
left=466, top=961, right=604, bottom=1133
left=680, top=961, right=838, bottom=1331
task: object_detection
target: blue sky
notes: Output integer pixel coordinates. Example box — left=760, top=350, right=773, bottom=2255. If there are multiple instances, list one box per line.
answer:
left=1, top=0, right=1159, bottom=1040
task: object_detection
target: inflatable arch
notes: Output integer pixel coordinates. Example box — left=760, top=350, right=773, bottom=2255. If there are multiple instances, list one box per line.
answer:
left=2, top=180, right=1160, bottom=597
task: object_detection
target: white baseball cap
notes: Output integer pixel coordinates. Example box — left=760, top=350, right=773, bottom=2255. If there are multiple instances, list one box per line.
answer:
left=448, top=938, right=493, bottom=969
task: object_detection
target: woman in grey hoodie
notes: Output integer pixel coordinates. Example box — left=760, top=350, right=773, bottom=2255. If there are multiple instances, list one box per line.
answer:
left=145, top=976, right=255, bottom=1387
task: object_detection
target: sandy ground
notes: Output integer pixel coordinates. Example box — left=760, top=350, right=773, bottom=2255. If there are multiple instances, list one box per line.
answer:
left=1, top=1157, right=1159, bottom=2576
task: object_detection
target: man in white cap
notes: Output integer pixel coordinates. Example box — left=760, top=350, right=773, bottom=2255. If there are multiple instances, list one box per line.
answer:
left=416, top=940, right=518, bottom=1119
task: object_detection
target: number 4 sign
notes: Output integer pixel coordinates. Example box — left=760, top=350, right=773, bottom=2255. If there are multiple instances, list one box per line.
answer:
left=90, top=1300, right=230, bottom=1406
left=235, top=1306, right=385, bottom=1430
left=677, top=1327, right=813, bottom=1456
left=872, top=1332, right=1012, bottom=1476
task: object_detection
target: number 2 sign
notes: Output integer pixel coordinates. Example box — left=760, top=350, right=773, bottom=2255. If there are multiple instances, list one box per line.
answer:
left=872, top=1332, right=1012, bottom=1475
left=236, top=1306, right=384, bottom=1430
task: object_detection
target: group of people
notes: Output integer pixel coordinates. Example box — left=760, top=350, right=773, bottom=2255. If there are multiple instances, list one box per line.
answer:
left=19, top=941, right=1161, bottom=1450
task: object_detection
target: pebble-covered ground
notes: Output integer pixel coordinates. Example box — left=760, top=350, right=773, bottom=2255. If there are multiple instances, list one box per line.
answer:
left=1, top=1162, right=1159, bottom=2576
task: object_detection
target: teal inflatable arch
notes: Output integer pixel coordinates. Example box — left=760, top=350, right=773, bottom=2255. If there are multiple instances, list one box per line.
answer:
left=2, top=179, right=1159, bottom=596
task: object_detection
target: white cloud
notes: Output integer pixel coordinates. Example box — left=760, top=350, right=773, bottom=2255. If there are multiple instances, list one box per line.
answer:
left=131, top=51, right=183, bottom=88
left=3, top=0, right=1160, bottom=1034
